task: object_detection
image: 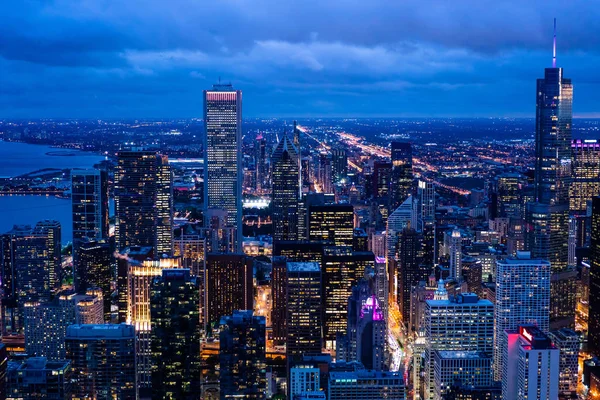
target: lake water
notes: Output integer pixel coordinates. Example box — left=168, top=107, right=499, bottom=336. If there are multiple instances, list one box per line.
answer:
left=0, top=141, right=107, bottom=244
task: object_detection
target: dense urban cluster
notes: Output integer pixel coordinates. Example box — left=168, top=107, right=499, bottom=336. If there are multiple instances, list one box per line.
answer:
left=0, top=41, right=600, bottom=400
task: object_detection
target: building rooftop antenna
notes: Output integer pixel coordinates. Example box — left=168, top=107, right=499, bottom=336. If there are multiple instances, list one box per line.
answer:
left=552, top=18, right=557, bottom=68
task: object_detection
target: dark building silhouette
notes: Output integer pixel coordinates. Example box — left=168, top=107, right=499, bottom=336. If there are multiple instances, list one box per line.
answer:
left=397, top=227, right=428, bottom=328
left=272, top=134, right=300, bottom=242
left=391, top=142, right=413, bottom=210
left=205, top=254, right=253, bottom=326
left=219, top=311, right=266, bottom=399
left=76, top=240, right=112, bottom=321
left=309, top=204, right=354, bottom=247
left=150, top=269, right=201, bottom=399
left=589, top=196, right=600, bottom=355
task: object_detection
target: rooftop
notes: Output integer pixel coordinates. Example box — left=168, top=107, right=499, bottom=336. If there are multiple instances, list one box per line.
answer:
left=435, top=351, right=491, bottom=360
left=287, top=262, right=320, bottom=273
left=66, top=323, right=135, bottom=339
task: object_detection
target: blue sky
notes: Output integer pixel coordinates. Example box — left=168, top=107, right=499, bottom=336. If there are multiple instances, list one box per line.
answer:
left=1, top=0, right=599, bottom=118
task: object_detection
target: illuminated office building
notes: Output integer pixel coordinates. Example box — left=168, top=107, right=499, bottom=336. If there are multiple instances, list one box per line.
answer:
left=76, top=240, right=111, bottom=320
left=424, top=292, right=494, bottom=400
left=309, top=204, right=354, bottom=247
left=205, top=254, right=253, bottom=326
left=203, top=84, right=243, bottom=252
left=219, top=311, right=267, bottom=400
left=286, top=262, right=322, bottom=365
left=589, top=196, right=600, bottom=355
left=321, top=247, right=373, bottom=349
left=497, top=173, right=523, bottom=218
left=271, top=257, right=288, bottom=344
left=116, top=246, right=154, bottom=324
left=397, top=227, right=427, bottom=328
left=433, top=351, right=493, bottom=400
left=390, top=141, right=413, bottom=210
left=7, top=357, right=72, bottom=400
left=115, top=150, right=173, bottom=255
left=255, top=135, right=267, bottom=191
left=570, top=139, right=600, bottom=213
left=272, top=134, right=300, bottom=242
left=173, top=224, right=206, bottom=277
left=65, top=324, right=136, bottom=400
left=126, top=256, right=180, bottom=393
left=372, top=161, right=392, bottom=198
left=494, top=253, right=550, bottom=380
left=1, top=225, right=33, bottom=334
left=24, top=292, right=76, bottom=360
left=331, top=149, right=348, bottom=184
left=328, top=370, right=404, bottom=400
left=72, top=290, right=104, bottom=325
left=501, top=325, right=559, bottom=400
left=150, top=269, right=201, bottom=399
left=447, top=230, right=463, bottom=280
left=71, top=169, right=109, bottom=259
left=548, top=328, right=579, bottom=396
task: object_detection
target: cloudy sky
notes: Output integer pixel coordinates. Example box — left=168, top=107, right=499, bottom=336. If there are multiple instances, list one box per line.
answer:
left=1, top=0, right=599, bottom=118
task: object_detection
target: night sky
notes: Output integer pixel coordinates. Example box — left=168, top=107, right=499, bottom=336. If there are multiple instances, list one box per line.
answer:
left=2, top=1, right=599, bottom=118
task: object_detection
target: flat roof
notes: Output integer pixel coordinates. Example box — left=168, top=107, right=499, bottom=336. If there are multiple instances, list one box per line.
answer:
left=287, top=262, right=320, bottom=272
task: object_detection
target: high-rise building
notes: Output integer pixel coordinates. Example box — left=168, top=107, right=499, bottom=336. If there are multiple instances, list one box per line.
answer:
left=391, top=142, right=413, bottom=210
left=75, top=240, right=112, bottom=320
left=372, top=161, right=392, bottom=198
left=219, top=311, right=266, bottom=400
left=337, top=281, right=387, bottom=371
left=114, top=150, right=174, bottom=255
left=7, top=357, right=72, bottom=400
left=497, top=173, right=523, bottom=218
left=534, top=29, right=573, bottom=207
left=173, top=224, right=206, bottom=277
left=24, top=293, right=76, bottom=360
left=424, top=292, right=494, bottom=400
left=205, top=254, right=253, bottom=326
left=501, top=325, right=559, bottom=400
left=591, top=196, right=600, bottom=356
left=150, top=269, right=201, bottom=399
left=570, top=139, right=600, bottom=213
left=272, top=134, right=300, bottom=242
left=255, top=135, right=267, bottom=191
left=125, top=256, right=180, bottom=393
left=386, top=195, right=418, bottom=261
left=71, top=169, right=109, bottom=259
left=65, top=324, right=137, bottom=400
left=0, top=344, right=6, bottom=400
left=203, top=83, right=243, bottom=252
left=494, top=252, right=551, bottom=380
left=331, top=149, right=348, bottom=184
left=322, top=247, right=373, bottom=349
left=397, top=227, right=428, bottom=328
left=115, top=246, right=154, bottom=324
left=308, top=204, right=354, bottom=247
left=72, top=290, right=104, bottom=325
left=286, top=262, right=322, bottom=365
left=1, top=225, right=33, bottom=334
left=548, top=328, right=579, bottom=396
left=417, top=180, right=436, bottom=223
left=446, top=230, right=462, bottom=280
left=461, top=256, right=483, bottom=297
left=328, top=370, right=404, bottom=400
left=528, top=21, right=575, bottom=332
left=433, top=351, right=493, bottom=400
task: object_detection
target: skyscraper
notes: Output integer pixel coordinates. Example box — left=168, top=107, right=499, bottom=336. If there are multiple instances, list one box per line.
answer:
left=390, top=141, right=413, bottom=210
left=501, top=325, right=559, bottom=400
left=286, top=262, right=322, bottom=366
left=397, top=227, right=428, bottom=328
left=255, top=135, right=267, bottom=192
left=203, top=83, right=243, bottom=252
left=589, top=196, right=600, bottom=355
left=321, top=247, right=373, bottom=349
left=528, top=20, right=575, bottom=330
left=570, top=139, right=600, bottom=213
left=423, top=292, right=494, bottom=400
left=331, top=149, right=348, bottom=184
left=219, top=311, right=266, bottom=400
left=272, top=134, right=300, bottom=242
left=308, top=204, right=354, bottom=247
left=548, top=328, right=579, bottom=396
left=65, top=324, right=137, bottom=400
left=205, top=254, right=253, bottom=326
left=494, top=252, right=551, bottom=380
left=75, top=240, right=111, bottom=320
left=150, top=269, right=201, bottom=399
left=7, top=358, right=72, bottom=399
left=71, top=169, right=109, bottom=258
left=114, top=150, right=173, bottom=255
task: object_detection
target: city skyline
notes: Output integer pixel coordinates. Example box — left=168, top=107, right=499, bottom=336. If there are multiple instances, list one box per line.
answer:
left=3, top=2, right=600, bottom=118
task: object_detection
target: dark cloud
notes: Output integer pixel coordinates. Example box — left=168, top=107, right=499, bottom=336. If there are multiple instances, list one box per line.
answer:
left=1, top=0, right=599, bottom=117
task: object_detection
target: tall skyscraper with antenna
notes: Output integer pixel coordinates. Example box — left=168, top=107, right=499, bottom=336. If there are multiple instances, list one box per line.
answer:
left=527, top=19, right=575, bottom=328
left=203, top=83, right=243, bottom=252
